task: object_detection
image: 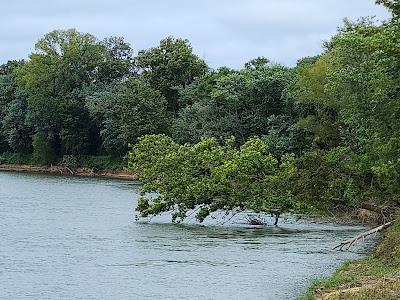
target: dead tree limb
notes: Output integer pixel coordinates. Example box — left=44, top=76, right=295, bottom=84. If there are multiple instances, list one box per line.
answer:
left=333, top=221, right=393, bottom=251
left=65, top=166, right=74, bottom=175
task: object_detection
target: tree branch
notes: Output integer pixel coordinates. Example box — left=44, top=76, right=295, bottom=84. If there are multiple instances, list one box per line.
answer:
left=333, top=221, right=393, bottom=251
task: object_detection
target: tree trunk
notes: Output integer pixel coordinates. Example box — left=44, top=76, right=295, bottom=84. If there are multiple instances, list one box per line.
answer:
left=273, top=213, right=280, bottom=226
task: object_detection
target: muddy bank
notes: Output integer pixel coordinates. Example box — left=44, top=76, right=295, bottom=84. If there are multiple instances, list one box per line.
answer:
left=0, top=164, right=137, bottom=180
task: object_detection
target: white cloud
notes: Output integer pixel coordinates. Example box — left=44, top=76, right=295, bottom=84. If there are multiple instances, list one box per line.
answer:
left=0, top=0, right=390, bottom=69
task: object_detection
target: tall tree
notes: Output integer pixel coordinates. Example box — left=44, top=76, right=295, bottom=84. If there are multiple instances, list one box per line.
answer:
left=86, top=78, right=169, bottom=155
left=135, top=37, right=208, bottom=112
left=0, top=61, right=27, bottom=152
left=17, top=29, right=133, bottom=156
left=173, top=64, right=295, bottom=145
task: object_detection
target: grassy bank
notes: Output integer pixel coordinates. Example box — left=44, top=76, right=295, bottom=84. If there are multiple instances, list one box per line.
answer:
left=300, top=215, right=400, bottom=300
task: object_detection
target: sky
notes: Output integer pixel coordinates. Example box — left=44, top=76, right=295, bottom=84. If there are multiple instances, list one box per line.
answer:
left=0, top=0, right=390, bottom=69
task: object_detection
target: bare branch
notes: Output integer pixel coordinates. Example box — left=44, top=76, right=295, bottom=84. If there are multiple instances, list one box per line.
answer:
left=333, top=221, right=393, bottom=251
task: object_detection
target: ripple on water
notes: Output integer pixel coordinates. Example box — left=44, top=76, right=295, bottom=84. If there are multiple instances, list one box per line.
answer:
left=0, top=171, right=374, bottom=300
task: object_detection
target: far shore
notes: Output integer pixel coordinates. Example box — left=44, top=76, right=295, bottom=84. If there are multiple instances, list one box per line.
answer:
left=0, top=164, right=137, bottom=180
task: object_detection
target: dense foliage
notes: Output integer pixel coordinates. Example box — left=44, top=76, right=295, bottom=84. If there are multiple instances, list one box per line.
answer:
left=1, top=1, right=399, bottom=222
left=129, top=135, right=295, bottom=222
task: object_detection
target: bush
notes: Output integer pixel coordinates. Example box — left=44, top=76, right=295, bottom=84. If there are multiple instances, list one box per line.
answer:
left=62, top=155, right=78, bottom=169
left=76, top=155, right=124, bottom=171
left=0, top=152, right=33, bottom=165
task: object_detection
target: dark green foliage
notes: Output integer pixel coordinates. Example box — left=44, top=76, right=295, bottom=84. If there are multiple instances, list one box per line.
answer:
left=135, top=37, right=208, bottom=112
left=0, top=61, right=26, bottom=153
left=86, top=77, right=169, bottom=155
left=262, top=115, right=309, bottom=157
left=296, top=17, right=400, bottom=205
left=32, top=132, right=57, bottom=165
left=2, top=96, right=33, bottom=153
left=0, top=153, right=33, bottom=165
left=1, top=0, right=400, bottom=222
left=76, top=155, right=124, bottom=171
left=294, top=148, right=367, bottom=212
left=16, top=29, right=133, bottom=157
left=172, top=64, right=295, bottom=145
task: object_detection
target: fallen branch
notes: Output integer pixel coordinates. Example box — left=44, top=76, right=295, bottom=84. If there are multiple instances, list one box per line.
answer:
left=65, top=166, right=74, bottom=175
left=333, top=221, right=393, bottom=250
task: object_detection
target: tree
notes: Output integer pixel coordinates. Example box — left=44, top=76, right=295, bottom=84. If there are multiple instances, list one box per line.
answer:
left=376, top=0, right=400, bottom=20
left=294, top=148, right=366, bottom=213
left=244, top=56, right=270, bottom=70
left=17, top=29, right=133, bottom=156
left=135, top=37, right=208, bottom=112
left=117, top=78, right=169, bottom=146
left=293, top=15, right=400, bottom=206
left=294, top=54, right=341, bottom=149
left=2, top=95, right=33, bottom=153
left=0, top=61, right=27, bottom=153
left=262, top=115, right=309, bottom=157
left=86, top=78, right=169, bottom=155
left=172, top=64, right=295, bottom=145
left=128, top=135, right=295, bottom=224
left=32, top=131, right=57, bottom=165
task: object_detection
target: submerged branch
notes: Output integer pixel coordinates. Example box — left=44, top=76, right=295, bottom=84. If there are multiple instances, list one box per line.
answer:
left=333, top=221, right=393, bottom=251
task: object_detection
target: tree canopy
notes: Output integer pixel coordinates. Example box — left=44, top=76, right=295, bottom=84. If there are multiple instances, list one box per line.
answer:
left=1, top=0, right=399, bottom=224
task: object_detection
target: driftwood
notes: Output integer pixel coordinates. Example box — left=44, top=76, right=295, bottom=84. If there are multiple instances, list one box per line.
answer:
left=245, top=214, right=267, bottom=226
left=333, top=221, right=393, bottom=250
left=65, top=166, right=74, bottom=175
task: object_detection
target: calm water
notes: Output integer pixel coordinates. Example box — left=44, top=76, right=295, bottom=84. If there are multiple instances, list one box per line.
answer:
left=1, top=172, right=372, bottom=300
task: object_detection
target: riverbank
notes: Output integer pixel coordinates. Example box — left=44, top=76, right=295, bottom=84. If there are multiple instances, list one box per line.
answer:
left=0, top=164, right=137, bottom=180
left=300, top=214, right=400, bottom=300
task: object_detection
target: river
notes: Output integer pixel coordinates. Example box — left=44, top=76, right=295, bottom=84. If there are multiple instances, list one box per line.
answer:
left=0, top=172, right=372, bottom=299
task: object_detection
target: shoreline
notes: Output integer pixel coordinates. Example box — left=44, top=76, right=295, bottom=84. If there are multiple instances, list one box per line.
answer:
left=0, top=164, right=137, bottom=180
left=300, top=215, right=400, bottom=299
left=2, top=165, right=398, bottom=298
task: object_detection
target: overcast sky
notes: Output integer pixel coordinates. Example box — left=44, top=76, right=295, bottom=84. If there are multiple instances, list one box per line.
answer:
left=1, top=0, right=390, bottom=69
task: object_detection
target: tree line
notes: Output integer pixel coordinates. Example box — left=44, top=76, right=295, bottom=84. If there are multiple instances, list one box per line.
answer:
left=1, top=1, right=399, bottom=222
left=129, top=0, right=400, bottom=222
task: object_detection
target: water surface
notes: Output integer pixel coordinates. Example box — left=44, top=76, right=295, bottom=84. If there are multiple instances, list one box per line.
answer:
left=0, top=172, right=371, bottom=299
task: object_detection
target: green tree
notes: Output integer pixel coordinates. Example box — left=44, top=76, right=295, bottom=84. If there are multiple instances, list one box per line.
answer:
left=244, top=56, right=270, bottom=70
left=293, top=14, right=400, bottom=206
left=0, top=61, right=27, bottom=153
left=129, top=135, right=295, bottom=224
left=376, top=0, right=400, bottom=19
left=262, top=115, right=309, bottom=157
left=295, top=54, right=341, bottom=149
left=135, top=37, right=208, bottom=112
left=172, top=63, right=295, bottom=144
left=17, top=29, right=133, bottom=156
left=2, top=95, right=33, bottom=153
left=87, top=78, right=169, bottom=155
left=32, top=131, right=57, bottom=165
